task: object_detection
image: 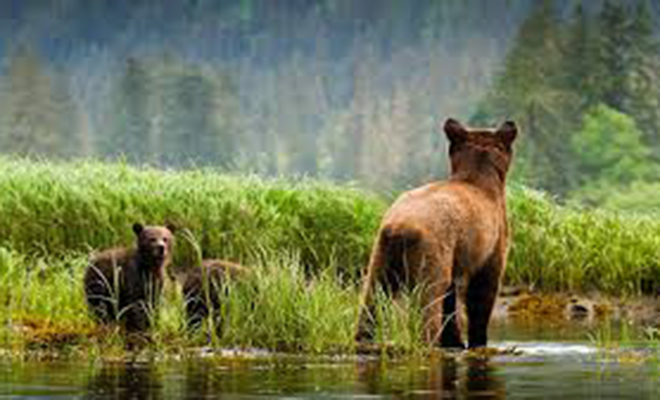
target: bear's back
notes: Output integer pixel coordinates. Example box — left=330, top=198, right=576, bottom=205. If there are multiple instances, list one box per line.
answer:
left=86, top=247, right=135, bottom=280
left=386, top=181, right=503, bottom=231
left=381, top=180, right=505, bottom=270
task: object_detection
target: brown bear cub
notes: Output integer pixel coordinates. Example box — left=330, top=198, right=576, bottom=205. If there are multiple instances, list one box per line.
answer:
left=84, top=223, right=175, bottom=334
left=355, top=118, right=517, bottom=349
left=181, top=259, right=248, bottom=331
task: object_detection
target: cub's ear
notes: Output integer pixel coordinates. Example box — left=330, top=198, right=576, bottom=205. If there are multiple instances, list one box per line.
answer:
left=132, top=223, right=144, bottom=236
left=444, top=118, right=468, bottom=144
left=497, top=120, right=518, bottom=148
left=165, top=222, right=177, bottom=234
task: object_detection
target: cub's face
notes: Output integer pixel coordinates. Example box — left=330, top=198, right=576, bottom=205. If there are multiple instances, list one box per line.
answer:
left=133, top=223, right=176, bottom=265
left=444, top=118, right=518, bottom=180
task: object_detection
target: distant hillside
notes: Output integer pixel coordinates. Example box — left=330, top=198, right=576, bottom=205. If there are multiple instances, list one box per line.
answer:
left=1, top=0, right=658, bottom=192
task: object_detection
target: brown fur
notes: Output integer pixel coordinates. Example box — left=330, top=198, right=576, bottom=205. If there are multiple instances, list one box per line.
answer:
left=83, top=223, right=175, bottom=333
left=180, top=259, right=249, bottom=331
left=355, top=118, right=518, bottom=348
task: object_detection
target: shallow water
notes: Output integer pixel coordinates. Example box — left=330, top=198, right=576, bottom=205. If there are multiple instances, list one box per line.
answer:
left=1, top=345, right=659, bottom=399
left=1, top=321, right=660, bottom=398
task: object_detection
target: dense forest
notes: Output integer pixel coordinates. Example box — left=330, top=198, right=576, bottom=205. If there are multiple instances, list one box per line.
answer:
left=0, top=0, right=659, bottom=209
left=475, top=0, right=660, bottom=210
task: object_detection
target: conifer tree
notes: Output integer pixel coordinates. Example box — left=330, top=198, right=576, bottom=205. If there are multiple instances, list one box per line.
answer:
left=155, top=59, right=238, bottom=168
left=163, top=70, right=237, bottom=168
left=0, top=45, right=78, bottom=157
left=108, top=57, right=152, bottom=162
left=622, top=1, right=660, bottom=153
left=474, top=0, right=575, bottom=194
left=560, top=3, right=598, bottom=113
left=594, top=0, right=633, bottom=112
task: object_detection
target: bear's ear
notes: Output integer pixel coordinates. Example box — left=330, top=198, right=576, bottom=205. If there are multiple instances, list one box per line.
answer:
left=444, top=118, right=468, bottom=144
left=497, top=120, right=518, bottom=148
left=132, top=223, right=144, bottom=236
left=165, top=222, right=177, bottom=234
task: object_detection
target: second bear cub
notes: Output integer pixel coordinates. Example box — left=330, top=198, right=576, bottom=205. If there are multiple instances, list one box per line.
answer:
left=181, top=259, right=248, bottom=331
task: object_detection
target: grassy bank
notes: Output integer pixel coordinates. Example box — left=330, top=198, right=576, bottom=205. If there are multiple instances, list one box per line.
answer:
left=0, top=248, right=423, bottom=357
left=508, top=187, right=660, bottom=295
left=0, top=157, right=413, bottom=356
left=1, top=157, right=660, bottom=356
left=0, top=157, right=385, bottom=278
left=0, top=157, right=658, bottom=294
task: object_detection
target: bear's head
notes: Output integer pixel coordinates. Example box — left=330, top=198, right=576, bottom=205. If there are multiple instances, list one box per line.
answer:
left=133, top=223, right=176, bottom=267
left=443, top=118, right=518, bottom=184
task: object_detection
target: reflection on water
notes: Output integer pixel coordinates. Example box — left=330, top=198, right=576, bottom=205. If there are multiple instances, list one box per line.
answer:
left=465, top=358, right=506, bottom=399
left=72, top=356, right=507, bottom=398
left=1, top=336, right=660, bottom=398
left=84, top=362, right=163, bottom=399
left=354, top=356, right=505, bottom=398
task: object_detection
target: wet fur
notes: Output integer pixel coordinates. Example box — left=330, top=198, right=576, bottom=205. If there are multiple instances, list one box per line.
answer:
left=356, top=118, right=517, bottom=349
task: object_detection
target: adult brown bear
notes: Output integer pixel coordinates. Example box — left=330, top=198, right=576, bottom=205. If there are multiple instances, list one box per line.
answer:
left=84, top=223, right=175, bottom=334
left=355, top=118, right=517, bottom=349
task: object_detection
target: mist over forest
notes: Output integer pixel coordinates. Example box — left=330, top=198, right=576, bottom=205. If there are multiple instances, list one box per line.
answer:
left=1, top=0, right=660, bottom=209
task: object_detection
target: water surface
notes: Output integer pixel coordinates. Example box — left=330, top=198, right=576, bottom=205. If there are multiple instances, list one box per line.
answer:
left=1, top=321, right=659, bottom=398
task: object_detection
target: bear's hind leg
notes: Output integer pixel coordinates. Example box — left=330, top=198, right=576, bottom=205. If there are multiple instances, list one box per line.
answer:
left=466, top=258, right=502, bottom=348
left=355, top=243, right=387, bottom=343
left=356, top=229, right=417, bottom=343
left=419, top=248, right=461, bottom=348
left=440, top=282, right=464, bottom=348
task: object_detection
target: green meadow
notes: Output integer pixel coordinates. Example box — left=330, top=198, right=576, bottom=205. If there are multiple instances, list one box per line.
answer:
left=0, top=157, right=659, bottom=356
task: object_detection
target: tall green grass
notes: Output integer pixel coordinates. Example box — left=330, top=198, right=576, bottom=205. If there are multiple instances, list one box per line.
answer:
left=0, top=157, right=385, bottom=278
left=1, top=157, right=660, bottom=356
left=508, top=186, right=660, bottom=294
left=0, top=157, right=657, bottom=294
left=0, top=246, right=423, bottom=356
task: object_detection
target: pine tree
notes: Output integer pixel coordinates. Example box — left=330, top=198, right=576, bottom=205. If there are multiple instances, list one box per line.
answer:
left=50, top=71, right=81, bottom=158
left=279, top=52, right=327, bottom=177
left=0, top=45, right=77, bottom=157
left=474, top=0, right=576, bottom=194
left=331, top=44, right=379, bottom=181
left=594, top=0, right=633, bottom=112
left=166, top=72, right=235, bottom=167
left=211, top=71, right=240, bottom=169
left=107, top=57, right=152, bottom=162
left=622, top=1, right=660, bottom=153
left=156, top=60, right=238, bottom=168
left=560, top=3, right=598, bottom=112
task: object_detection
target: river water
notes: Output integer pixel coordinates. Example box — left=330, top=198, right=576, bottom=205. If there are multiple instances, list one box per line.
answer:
left=1, top=322, right=659, bottom=398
